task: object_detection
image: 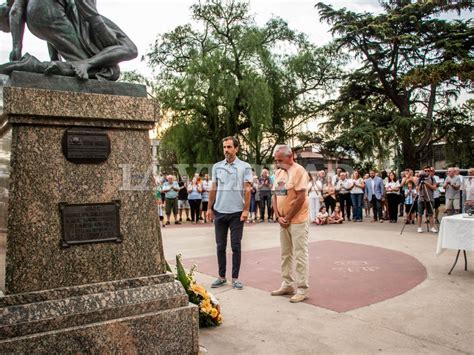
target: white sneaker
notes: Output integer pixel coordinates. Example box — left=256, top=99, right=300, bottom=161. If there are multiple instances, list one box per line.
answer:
left=430, top=227, right=438, bottom=233
left=417, top=227, right=423, bottom=233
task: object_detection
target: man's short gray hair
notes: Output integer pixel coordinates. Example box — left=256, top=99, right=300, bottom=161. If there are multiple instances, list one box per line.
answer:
left=273, top=144, right=292, bottom=157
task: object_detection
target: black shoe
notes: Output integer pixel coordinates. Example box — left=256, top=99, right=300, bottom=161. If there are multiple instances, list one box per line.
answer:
left=165, top=221, right=170, bottom=225
left=186, top=218, right=191, bottom=221
left=175, top=221, right=181, bottom=225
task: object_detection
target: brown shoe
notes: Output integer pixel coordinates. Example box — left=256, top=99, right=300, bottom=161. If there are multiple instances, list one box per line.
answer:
left=270, top=286, right=295, bottom=296
left=289, top=293, right=307, bottom=303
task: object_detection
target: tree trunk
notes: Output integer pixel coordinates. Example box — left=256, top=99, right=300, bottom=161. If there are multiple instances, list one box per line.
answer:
left=401, top=141, right=418, bottom=170
left=398, top=115, right=418, bottom=169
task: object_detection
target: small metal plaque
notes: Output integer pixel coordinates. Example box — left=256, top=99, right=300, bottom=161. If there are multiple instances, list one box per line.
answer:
left=62, top=128, right=110, bottom=164
left=59, top=201, right=122, bottom=247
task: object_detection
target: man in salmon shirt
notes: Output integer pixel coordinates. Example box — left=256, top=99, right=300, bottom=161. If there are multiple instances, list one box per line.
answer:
left=271, top=145, right=309, bottom=303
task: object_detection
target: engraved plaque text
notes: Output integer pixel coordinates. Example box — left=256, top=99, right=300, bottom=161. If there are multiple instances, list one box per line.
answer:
left=59, top=201, right=122, bottom=247
left=62, top=128, right=110, bottom=164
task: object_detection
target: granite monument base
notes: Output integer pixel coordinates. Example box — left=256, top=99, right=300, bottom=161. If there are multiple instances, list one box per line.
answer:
left=0, top=73, right=199, bottom=353
left=0, top=275, right=199, bottom=354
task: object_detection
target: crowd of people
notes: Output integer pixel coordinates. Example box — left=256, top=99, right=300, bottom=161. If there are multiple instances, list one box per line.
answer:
left=155, top=173, right=211, bottom=227
left=307, top=166, right=473, bottom=234
left=154, top=165, right=474, bottom=233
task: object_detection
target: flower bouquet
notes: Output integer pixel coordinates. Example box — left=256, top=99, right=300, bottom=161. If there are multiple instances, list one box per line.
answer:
left=168, top=254, right=222, bottom=327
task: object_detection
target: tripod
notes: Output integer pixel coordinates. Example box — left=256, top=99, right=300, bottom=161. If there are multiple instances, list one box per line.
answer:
left=400, top=182, right=439, bottom=235
left=400, top=193, right=417, bottom=236
left=420, top=182, right=439, bottom=231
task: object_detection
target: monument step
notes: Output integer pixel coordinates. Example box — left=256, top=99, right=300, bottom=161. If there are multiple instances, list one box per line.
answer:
left=0, top=276, right=188, bottom=340
left=0, top=305, right=199, bottom=354
left=1, top=274, right=174, bottom=307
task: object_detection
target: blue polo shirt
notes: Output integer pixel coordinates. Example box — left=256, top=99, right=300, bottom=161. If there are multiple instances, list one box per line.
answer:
left=211, top=157, right=253, bottom=214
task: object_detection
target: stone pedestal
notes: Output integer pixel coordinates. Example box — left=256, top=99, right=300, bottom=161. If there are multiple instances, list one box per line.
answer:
left=0, top=72, right=198, bottom=353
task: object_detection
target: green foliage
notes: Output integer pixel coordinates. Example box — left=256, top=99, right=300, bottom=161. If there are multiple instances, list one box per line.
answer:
left=437, top=100, right=474, bottom=167
left=175, top=254, right=190, bottom=290
left=315, top=1, right=473, bottom=168
left=157, top=135, right=180, bottom=175
left=145, top=0, right=344, bottom=164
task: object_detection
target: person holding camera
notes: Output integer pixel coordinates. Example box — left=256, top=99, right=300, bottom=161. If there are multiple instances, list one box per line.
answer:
left=444, top=167, right=461, bottom=215
left=416, top=167, right=438, bottom=233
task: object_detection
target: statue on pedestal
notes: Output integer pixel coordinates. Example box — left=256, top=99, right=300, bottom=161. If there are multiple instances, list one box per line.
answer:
left=0, top=0, right=137, bottom=80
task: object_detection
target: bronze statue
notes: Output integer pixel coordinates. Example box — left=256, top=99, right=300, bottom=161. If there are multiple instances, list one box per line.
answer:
left=0, top=0, right=138, bottom=80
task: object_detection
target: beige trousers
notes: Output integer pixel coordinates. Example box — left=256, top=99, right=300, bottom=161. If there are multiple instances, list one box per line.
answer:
left=279, top=221, right=309, bottom=294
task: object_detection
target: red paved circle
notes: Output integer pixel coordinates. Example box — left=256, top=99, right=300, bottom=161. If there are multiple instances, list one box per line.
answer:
left=182, top=240, right=427, bottom=312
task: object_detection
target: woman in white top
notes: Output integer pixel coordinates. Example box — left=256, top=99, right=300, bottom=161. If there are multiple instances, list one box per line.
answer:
left=385, top=171, right=400, bottom=223
left=350, top=170, right=365, bottom=222
left=308, top=172, right=322, bottom=223
left=187, top=176, right=203, bottom=223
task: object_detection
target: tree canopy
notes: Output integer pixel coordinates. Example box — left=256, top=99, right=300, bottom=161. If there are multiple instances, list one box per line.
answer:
left=314, top=1, right=473, bottom=168
left=144, top=0, right=345, bottom=167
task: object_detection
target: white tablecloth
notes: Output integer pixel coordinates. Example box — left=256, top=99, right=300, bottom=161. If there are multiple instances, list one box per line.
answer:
left=436, top=214, right=474, bottom=255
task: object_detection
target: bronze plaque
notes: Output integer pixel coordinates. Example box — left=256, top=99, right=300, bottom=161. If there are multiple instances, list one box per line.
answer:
left=59, top=201, right=122, bottom=247
left=62, top=128, right=110, bottom=164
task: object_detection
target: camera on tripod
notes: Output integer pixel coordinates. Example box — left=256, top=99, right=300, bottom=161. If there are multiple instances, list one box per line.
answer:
left=418, top=172, right=428, bottom=184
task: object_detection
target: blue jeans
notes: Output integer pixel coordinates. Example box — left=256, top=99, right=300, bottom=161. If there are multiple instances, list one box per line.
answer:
left=250, top=194, right=257, bottom=213
left=351, top=193, right=363, bottom=220
left=214, top=211, right=244, bottom=279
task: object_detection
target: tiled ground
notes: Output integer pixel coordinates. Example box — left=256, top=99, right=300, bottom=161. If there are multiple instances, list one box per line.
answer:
left=182, top=240, right=427, bottom=312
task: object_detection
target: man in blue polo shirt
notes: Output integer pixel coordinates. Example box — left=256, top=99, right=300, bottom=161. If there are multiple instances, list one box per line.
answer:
left=207, top=136, right=252, bottom=290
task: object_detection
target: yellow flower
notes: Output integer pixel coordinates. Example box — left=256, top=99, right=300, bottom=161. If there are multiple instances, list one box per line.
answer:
left=217, top=314, right=223, bottom=324
left=200, top=299, right=212, bottom=313
left=191, top=283, right=208, bottom=298
left=210, top=308, right=218, bottom=318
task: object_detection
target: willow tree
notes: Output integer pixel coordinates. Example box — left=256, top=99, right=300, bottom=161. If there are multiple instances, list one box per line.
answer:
left=145, top=0, right=344, bottom=165
left=316, top=1, right=473, bottom=168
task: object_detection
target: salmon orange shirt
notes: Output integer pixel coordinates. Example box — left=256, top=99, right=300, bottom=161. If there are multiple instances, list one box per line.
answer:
left=273, top=162, right=309, bottom=224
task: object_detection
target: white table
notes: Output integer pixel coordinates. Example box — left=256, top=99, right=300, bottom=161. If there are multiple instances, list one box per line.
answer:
left=436, top=214, right=474, bottom=274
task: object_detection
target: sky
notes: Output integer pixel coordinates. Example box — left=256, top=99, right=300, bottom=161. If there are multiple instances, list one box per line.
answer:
left=0, top=0, right=385, bottom=77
